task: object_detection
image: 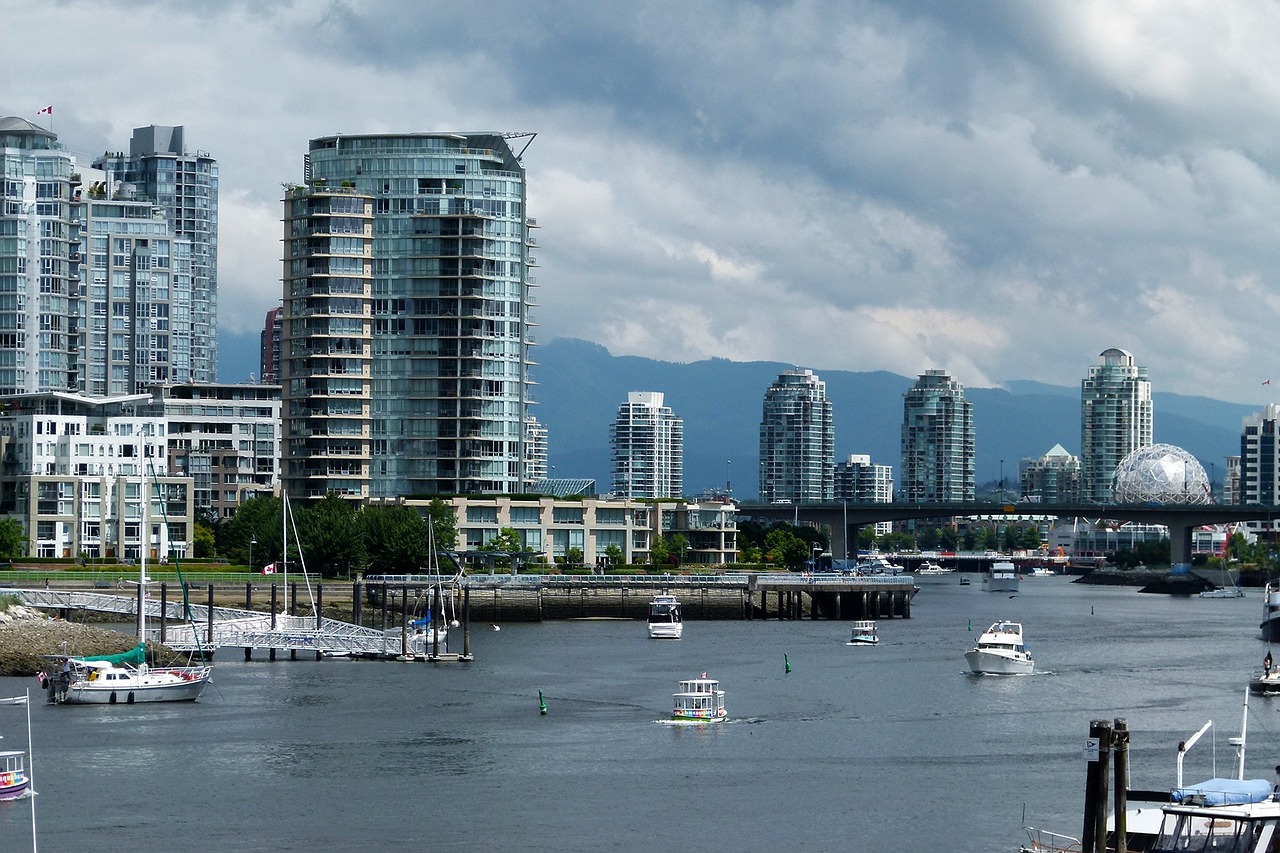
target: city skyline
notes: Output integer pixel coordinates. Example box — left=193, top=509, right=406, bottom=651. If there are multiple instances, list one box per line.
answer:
left=8, top=3, right=1280, bottom=406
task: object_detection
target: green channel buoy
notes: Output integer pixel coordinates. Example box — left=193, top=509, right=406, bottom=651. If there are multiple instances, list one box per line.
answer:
left=538, top=689, right=547, bottom=715
left=784, top=652, right=792, bottom=674
left=968, top=618, right=972, bottom=631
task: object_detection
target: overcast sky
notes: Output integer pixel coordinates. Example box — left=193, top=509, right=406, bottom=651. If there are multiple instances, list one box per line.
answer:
left=6, top=1, right=1280, bottom=404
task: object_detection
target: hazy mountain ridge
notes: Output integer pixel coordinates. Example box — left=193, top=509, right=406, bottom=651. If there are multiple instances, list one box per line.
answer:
left=215, top=330, right=1256, bottom=500
left=535, top=338, right=1253, bottom=498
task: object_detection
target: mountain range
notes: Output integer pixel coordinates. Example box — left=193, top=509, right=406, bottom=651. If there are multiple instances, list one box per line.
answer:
left=533, top=337, right=1261, bottom=500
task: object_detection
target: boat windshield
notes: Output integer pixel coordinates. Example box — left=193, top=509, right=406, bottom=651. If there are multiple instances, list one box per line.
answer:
left=1150, top=812, right=1264, bottom=853
left=648, top=604, right=680, bottom=623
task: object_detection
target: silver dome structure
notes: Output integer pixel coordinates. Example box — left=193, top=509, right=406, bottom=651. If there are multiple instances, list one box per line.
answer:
left=1111, top=444, right=1212, bottom=505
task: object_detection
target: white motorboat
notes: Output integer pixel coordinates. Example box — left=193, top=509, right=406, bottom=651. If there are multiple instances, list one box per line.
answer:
left=914, top=562, right=954, bottom=580
left=983, top=561, right=1020, bottom=593
left=964, top=620, right=1034, bottom=675
left=846, top=620, right=878, bottom=645
left=647, top=594, right=683, bottom=639
left=855, top=556, right=904, bottom=575
left=671, top=673, right=726, bottom=723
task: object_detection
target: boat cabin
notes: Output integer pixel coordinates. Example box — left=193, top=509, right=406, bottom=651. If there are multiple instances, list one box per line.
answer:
left=1149, top=802, right=1280, bottom=853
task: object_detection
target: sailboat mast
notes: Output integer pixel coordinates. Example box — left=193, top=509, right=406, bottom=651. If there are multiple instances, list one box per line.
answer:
left=281, top=491, right=289, bottom=614
left=138, top=434, right=148, bottom=643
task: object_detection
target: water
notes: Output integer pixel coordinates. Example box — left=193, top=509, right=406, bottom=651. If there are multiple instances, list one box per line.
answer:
left=0, top=578, right=1271, bottom=852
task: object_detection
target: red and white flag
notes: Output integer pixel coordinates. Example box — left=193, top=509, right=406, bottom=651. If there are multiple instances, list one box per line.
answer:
left=37, top=106, right=52, bottom=116
left=699, top=672, right=708, bottom=678
left=261, top=562, right=277, bottom=575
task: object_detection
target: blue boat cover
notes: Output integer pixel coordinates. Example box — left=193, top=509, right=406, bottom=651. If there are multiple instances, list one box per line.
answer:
left=1171, top=778, right=1272, bottom=806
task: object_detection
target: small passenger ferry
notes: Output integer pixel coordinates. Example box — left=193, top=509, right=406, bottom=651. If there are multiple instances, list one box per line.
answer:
left=846, top=620, right=879, bottom=645
left=0, top=749, right=30, bottom=801
left=648, top=594, right=683, bottom=639
left=672, top=674, right=726, bottom=723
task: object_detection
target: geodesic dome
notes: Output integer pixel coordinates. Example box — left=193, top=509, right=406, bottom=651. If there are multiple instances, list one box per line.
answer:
left=1112, top=444, right=1213, bottom=505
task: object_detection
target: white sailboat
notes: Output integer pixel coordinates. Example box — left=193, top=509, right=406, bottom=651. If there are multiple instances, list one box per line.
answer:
left=46, top=435, right=211, bottom=704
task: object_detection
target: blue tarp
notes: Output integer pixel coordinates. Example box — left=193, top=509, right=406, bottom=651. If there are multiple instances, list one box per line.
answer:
left=1171, top=778, right=1272, bottom=806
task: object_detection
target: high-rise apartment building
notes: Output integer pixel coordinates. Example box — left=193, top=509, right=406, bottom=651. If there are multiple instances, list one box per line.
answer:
left=1081, top=348, right=1152, bottom=503
left=759, top=369, right=834, bottom=503
left=281, top=185, right=374, bottom=502
left=0, top=117, right=210, bottom=398
left=1019, top=444, right=1080, bottom=503
left=1238, top=404, right=1280, bottom=536
left=524, top=416, right=548, bottom=487
left=834, top=453, right=892, bottom=536
left=259, top=306, right=283, bottom=384
left=610, top=391, right=683, bottom=499
left=900, top=369, right=974, bottom=502
left=284, top=132, right=538, bottom=500
left=93, top=126, right=219, bottom=383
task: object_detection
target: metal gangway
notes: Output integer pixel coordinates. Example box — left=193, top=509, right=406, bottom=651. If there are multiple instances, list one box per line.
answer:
left=11, top=588, right=444, bottom=659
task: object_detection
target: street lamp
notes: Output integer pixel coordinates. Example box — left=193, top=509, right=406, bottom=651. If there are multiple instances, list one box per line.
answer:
left=249, top=536, right=257, bottom=572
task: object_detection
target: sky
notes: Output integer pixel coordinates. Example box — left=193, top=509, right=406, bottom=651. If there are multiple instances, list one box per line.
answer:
left=5, top=0, right=1280, bottom=404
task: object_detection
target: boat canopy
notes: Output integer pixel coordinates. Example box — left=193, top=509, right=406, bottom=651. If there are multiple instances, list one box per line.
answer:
left=72, top=643, right=146, bottom=666
left=1171, top=778, right=1272, bottom=806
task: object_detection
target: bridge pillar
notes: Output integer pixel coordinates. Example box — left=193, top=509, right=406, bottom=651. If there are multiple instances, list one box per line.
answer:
left=1167, top=520, right=1194, bottom=570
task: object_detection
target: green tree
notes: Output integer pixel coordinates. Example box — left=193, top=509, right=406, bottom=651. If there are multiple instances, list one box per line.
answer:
left=360, top=504, right=431, bottom=575
left=564, top=546, right=584, bottom=567
left=669, top=533, right=690, bottom=565
left=423, top=499, right=458, bottom=551
left=297, top=494, right=365, bottom=578
left=220, top=495, right=282, bottom=568
left=649, top=536, right=670, bottom=566
left=192, top=522, right=216, bottom=559
left=604, top=543, right=624, bottom=568
left=0, top=518, right=24, bottom=559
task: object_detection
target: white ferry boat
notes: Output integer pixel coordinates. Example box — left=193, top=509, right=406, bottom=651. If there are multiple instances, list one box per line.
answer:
left=846, top=620, right=879, bottom=645
left=647, top=594, right=683, bottom=639
left=671, top=674, right=726, bottom=723
left=964, top=620, right=1034, bottom=675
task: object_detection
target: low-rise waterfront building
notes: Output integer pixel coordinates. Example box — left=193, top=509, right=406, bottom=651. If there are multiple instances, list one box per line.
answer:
left=0, top=391, right=194, bottom=559
left=392, top=495, right=737, bottom=567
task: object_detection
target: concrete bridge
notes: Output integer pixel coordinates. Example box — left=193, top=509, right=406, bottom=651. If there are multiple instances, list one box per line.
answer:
left=737, top=501, right=1280, bottom=568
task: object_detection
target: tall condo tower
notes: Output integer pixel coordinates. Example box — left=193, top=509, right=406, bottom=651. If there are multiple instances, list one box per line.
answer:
left=1238, top=403, right=1280, bottom=537
left=286, top=132, right=537, bottom=499
left=93, top=126, right=219, bottom=383
left=1080, top=347, right=1152, bottom=503
left=0, top=117, right=198, bottom=396
left=759, top=369, right=834, bottom=503
left=900, top=369, right=975, bottom=502
left=610, top=391, right=684, bottom=499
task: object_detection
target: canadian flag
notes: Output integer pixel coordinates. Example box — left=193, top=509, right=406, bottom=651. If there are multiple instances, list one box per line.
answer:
left=37, top=106, right=52, bottom=116
left=261, top=562, right=278, bottom=575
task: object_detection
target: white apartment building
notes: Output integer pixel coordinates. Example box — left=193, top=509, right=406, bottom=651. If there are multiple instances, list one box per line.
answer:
left=0, top=392, right=194, bottom=559
left=610, top=391, right=683, bottom=499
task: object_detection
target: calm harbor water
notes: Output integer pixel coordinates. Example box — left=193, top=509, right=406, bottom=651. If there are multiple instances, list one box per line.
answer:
left=0, top=577, right=1272, bottom=852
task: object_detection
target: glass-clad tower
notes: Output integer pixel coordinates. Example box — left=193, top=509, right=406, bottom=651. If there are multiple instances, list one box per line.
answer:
left=281, top=185, right=374, bottom=501
left=0, top=117, right=77, bottom=394
left=1081, top=347, right=1152, bottom=503
left=900, top=369, right=974, bottom=502
left=759, top=369, right=834, bottom=503
left=93, top=126, right=218, bottom=383
left=296, top=132, right=537, bottom=497
left=610, top=391, right=684, bottom=499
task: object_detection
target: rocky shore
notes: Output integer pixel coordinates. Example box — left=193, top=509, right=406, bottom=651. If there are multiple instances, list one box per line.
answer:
left=0, top=606, right=191, bottom=678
